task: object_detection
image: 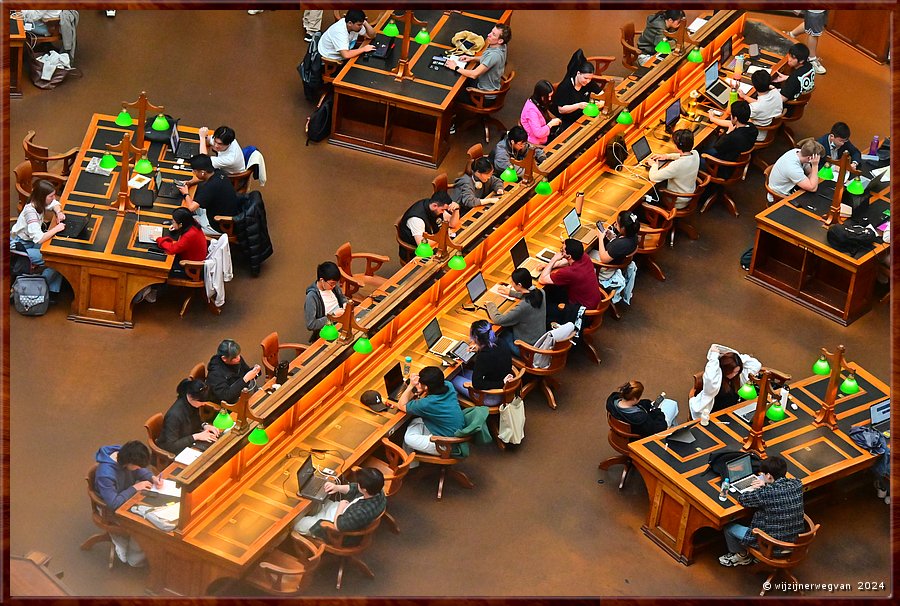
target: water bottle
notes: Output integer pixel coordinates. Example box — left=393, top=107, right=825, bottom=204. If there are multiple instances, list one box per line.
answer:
left=728, top=90, right=738, bottom=106
left=868, top=135, right=880, bottom=156
left=402, top=356, right=412, bottom=382
left=719, top=478, right=730, bottom=501
left=733, top=54, right=744, bottom=81
left=575, top=191, right=585, bottom=216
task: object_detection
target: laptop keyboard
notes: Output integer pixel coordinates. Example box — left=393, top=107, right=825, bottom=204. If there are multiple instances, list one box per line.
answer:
left=732, top=476, right=757, bottom=491
left=709, top=81, right=727, bottom=97
left=434, top=336, right=455, bottom=353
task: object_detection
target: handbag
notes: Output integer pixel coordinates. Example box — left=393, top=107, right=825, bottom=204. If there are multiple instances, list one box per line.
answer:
left=25, top=33, right=82, bottom=90
left=498, top=395, right=525, bottom=444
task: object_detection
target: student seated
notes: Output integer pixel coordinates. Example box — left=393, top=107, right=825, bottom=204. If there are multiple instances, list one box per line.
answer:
left=595, top=212, right=640, bottom=306
left=293, top=468, right=386, bottom=537
left=688, top=343, right=762, bottom=420
left=551, top=61, right=602, bottom=133
left=521, top=80, right=561, bottom=145
left=816, top=121, right=861, bottom=169
left=636, top=10, right=686, bottom=64
left=489, top=268, right=547, bottom=357
left=451, top=157, right=504, bottom=214
left=177, top=154, right=241, bottom=237
left=390, top=366, right=465, bottom=455
left=198, top=125, right=245, bottom=174
left=648, top=128, right=700, bottom=208
left=10, top=179, right=65, bottom=296
left=158, top=378, right=219, bottom=455
left=745, top=70, right=784, bottom=141
left=606, top=380, right=679, bottom=436
left=719, top=456, right=805, bottom=567
left=318, top=9, right=375, bottom=62
left=699, top=100, right=757, bottom=172
left=767, top=138, right=825, bottom=200
left=490, top=125, right=547, bottom=179
left=771, top=42, right=815, bottom=102
left=451, top=320, right=513, bottom=405
left=207, top=339, right=262, bottom=404
left=539, top=238, right=602, bottom=324
left=155, top=207, right=207, bottom=274
left=304, top=261, right=347, bottom=341
left=397, top=191, right=461, bottom=262
left=444, top=23, right=511, bottom=99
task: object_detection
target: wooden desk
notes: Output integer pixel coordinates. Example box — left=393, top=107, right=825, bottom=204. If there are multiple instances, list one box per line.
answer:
left=629, top=366, right=888, bottom=565
left=329, top=9, right=511, bottom=167
left=10, top=13, right=25, bottom=97
left=10, top=555, right=73, bottom=596
left=747, top=182, right=890, bottom=326
left=40, top=113, right=199, bottom=328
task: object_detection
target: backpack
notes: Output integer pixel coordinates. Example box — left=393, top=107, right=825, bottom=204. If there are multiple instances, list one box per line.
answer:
left=706, top=450, right=762, bottom=478
left=12, top=275, right=50, bottom=316
left=740, top=246, right=754, bottom=270
left=305, top=91, right=333, bottom=145
left=297, top=32, right=324, bottom=102
left=826, top=223, right=879, bottom=256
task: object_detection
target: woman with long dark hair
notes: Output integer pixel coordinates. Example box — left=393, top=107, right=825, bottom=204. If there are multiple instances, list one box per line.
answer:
left=451, top=319, right=513, bottom=405
left=156, top=207, right=207, bottom=274
left=489, top=268, right=546, bottom=357
left=10, top=179, right=66, bottom=294
left=551, top=62, right=602, bottom=132
left=688, top=344, right=762, bottom=419
left=521, top=79, right=561, bottom=145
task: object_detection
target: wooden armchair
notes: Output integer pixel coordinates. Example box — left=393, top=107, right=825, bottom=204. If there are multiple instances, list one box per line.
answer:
left=14, top=160, right=67, bottom=212
left=580, top=288, right=615, bottom=365
left=306, top=512, right=384, bottom=590
left=592, top=252, right=635, bottom=321
left=188, top=362, right=207, bottom=381
left=637, top=202, right=676, bottom=281
left=459, top=366, right=525, bottom=449
left=335, top=242, right=389, bottom=304
left=23, top=130, right=79, bottom=176
left=357, top=438, right=415, bottom=533
left=699, top=151, right=752, bottom=217
left=598, top=412, right=642, bottom=489
left=394, top=213, right=417, bottom=263
left=689, top=370, right=703, bottom=402
left=751, top=111, right=786, bottom=171
left=464, top=143, right=484, bottom=176
left=243, top=534, right=324, bottom=595
left=455, top=70, right=516, bottom=143
left=415, top=436, right=476, bottom=500
left=143, top=412, right=174, bottom=470
left=432, top=172, right=451, bottom=195
left=748, top=514, right=820, bottom=596
left=322, top=56, right=342, bottom=84
left=762, top=165, right=787, bottom=206
left=586, top=55, right=617, bottom=76
left=166, top=259, right=221, bottom=318
left=620, top=22, right=642, bottom=71
left=228, top=168, right=255, bottom=195
left=657, top=174, right=710, bottom=246
left=260, top=332, right=307, bottom=379
left=28, top=15, right=62, bottom=47
left=512, top=333, right=574, bottom=410
left=81, top=464, right=130, bottom=569
left=781, top=91, right=812, bottom=148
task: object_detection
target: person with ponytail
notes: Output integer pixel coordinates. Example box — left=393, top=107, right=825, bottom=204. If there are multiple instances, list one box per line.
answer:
left=10, top=179, right=65, bottom=294
left=605, top=379, right=679, bottom=437
left=551, top=61, right=602, bottom=132
left=451, top=319, right=513, bottom=405
left=157, top=378, right=218, bottom=455
left=488, top=268, right=546, bottom=357
left=521, top=79, right=561, bottom=145
left=155, top=207, right=208, bottom=275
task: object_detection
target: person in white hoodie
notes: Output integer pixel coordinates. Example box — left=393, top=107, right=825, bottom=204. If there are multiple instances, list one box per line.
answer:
left=689, top=343, right=762, bottom=420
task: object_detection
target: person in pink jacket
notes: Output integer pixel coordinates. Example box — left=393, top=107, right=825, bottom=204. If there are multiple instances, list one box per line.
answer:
left=520, top=80, right=561, bottom=145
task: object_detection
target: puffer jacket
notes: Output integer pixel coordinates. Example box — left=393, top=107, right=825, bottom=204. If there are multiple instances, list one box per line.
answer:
left=233, top=191, right=273, bottom=276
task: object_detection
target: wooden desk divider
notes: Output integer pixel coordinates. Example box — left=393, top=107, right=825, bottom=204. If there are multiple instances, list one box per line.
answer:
left=121, top=90, right=164, bottom=149
left=813, top=344, right=854, bottom=430
left=105, top=132, right=143, bottom=216
left=742, top=367, right=792, bottom=455
left=509, top=146, right=547, bottom=185
left=822, top=151, right=861, bottom=227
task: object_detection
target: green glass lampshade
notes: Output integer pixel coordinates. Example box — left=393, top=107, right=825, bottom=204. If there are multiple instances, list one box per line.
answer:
left=582, top=101, right=600, bottom=117
left=212, top=409, right=235, bottom=431
left=447, top=254, right=466, bottom=270
left=737, top=382, right=758, bottom=401
left=353, top=337, right=373, bottom=355
left=114, top=109, right=133, bottom=127
left=319, top=323, right=339, bottom=341
left=99, top=153, right=117, bottom=170
left=248, top=426, right=269, bottom=445
left=765, top=402, right=787, bottom=422
left=414, top=240, right=434, bottom=258
left=812, top=355, right=831, bottom=376
left=845, top=177, right=864, bottom=195
left=500, top=165, right=519, bottom=183
left=150, top=113, right=170, bottom=131
left=134, top=157, right=153, bottom=174
left=616, top=109, right=634, bottom=125
left=655, top=39, right=672, bottom=54
left=382, top=20, right=399, bottom=37
left=839, top=373, right=860, bottom=395
left=687, top=47, right=703, bottom=63
left=414, top=27, right=431, bottom=44
left=535, top=180, right=552, bottom=195
left=817, top=164, right=834, bottom=180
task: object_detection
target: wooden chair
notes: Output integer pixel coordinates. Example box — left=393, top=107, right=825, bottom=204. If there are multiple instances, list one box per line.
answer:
left=762, top=165, right=787, bottom=206
left=23, top=130, right=79, bottom=176
left=81, top=464, right=129, bottom=569
left=689, top=370, right=703, bottom=402
left=188, top=362, right=207, bottom=381
left=751, top=111, right=786, bottom=171
left=166, top=259, right=221, bottom=318
left=657, top=174, right=710, bottom=246
left=591, top=253, right=635, bottom=320
left=512, top=333, right=575, bottom=410
left=459, top=366, right=526, bottom=449
left=432, top=172, right=451, bottom=195
left=580, top=288, right=615, bottom=365
left=307, top=512, right=384, bottom=590
left=394, top=213, right=417, bottom=262
left=598, top=412, right=642, bottom=489
left=781, top=91, right=812, bottom=148
left=620, top=22, right=642, bottom=71
left=242, top=534, right=324, bottom=595
left=357, top=438, right=415, bottom=533
left=322, top=56, right=342, bottom=84
left=260, top=332, right=307, bottom=379
left=334, top=242, right=389, bottom=304
left=699, top=151, right=752, bottom=217
left=464, top=143, right=484, bottom=176
left=143, top=412, right=174, bottom=470
left=637, top=202, right=676, bottom=281
left=455, top=70, right=516, bottom=143
left=748, top=514, right=820, bottom=596
left=13, top=160, right=67, bottom=212
left=28, top=15, right=63, bottom=48
left=228, top=168, right=255, bottom=195
left=586, top=54, right=617, bottom=77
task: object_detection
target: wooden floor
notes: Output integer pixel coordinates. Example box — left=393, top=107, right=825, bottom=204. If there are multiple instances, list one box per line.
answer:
left=7, top=9, right=894, bottom=598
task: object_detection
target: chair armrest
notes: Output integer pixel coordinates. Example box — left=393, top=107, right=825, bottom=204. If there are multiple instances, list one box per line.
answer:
left=258, top=559, right=306, bottom=576
left=179, top=259, right=205, bottom=282
left=351, top=252, right=390, bottom=275
left=212, top=216, right=235, bottom=237
left=277, top=343, right=307, bottom=354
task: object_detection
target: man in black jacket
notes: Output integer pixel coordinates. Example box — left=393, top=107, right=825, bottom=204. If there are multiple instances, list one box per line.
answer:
left=816, top=122, right=861, bottom=169
left=207, top=339, right=262, bottom=404
left=397, top=191, right=460, bottom=262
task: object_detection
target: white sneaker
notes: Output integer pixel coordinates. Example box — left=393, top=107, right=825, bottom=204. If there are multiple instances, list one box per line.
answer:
left=877, top=487, right=888, bottom=499
left=718, top=552, right=754, bottom=567
left=813, top=59, right=826, bottom=75
left=105, top=10, right=116, bottom=17
left=247, top=10, right=264, bottom=15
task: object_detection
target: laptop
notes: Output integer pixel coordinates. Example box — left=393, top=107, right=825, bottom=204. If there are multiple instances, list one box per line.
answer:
left=510, top=238, right=554, bottom=278
left=701, top=60, right=732, bottom=108
left=295, top=455, right=330, bottom=502
left=169, top=121, right=201, bottom=160
left=720, top=37, right=734, bottom=70
left=631, top=136, right=653, bottom=166
left=725, top=453, right=759, bottom=493
left=58, top=207, right=94, bottom=239
left=156, top=169, right=184, bottom=199
left=734, top=401, right=758, bottom=424
left=869, top=400, right=890, bottom=434
left=562, top=208, right=593, bottom=241
left=137, top=223, right=164, bottom=244
left=383, top=363, right=406, bottom=402
left=422, top=318, right=464, bottom=358
left=466, top=271, right=514, bottom=309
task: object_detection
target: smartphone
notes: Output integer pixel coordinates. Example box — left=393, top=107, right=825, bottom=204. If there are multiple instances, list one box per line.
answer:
left=460, top=39, right=475, bottom=52
left=748, top=43, right=759, bottom=58
left=174, top=179, right=186, bottom=187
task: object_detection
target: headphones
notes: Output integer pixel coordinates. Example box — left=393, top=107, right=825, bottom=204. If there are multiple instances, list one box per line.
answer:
left=473, top=175, right=482, bottom=189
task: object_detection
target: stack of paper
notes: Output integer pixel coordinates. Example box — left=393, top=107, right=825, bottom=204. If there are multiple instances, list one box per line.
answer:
left=174, top=447, right=202, bottom=465
left=147, top=479, right=182, bottom=498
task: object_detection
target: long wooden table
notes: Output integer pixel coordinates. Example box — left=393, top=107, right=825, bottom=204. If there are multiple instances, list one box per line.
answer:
left=329, top=9, right=511, bottom=167
left=40, top=113, right=200, bottom=328
left=629, top=365, right=888, bottom=565
left=9, top=12, right=25, bottom=97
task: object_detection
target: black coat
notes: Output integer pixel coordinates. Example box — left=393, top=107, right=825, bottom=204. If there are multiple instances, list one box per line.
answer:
left=158, top=397, right=203, bottom=454
left=234, top=191, right=274, bottom=276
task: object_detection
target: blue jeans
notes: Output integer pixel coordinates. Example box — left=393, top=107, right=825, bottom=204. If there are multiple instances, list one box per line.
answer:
left=723, top=522, right=751, bottom=554
left=497, top=329, right=520, bottom=358
left=13, top=238, right=63, bottom=293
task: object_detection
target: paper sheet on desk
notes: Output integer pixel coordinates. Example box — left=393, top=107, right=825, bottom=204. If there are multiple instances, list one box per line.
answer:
left=128, top=174, right=151, bottom=189
left=871, top=166, right=890, bottom=182
left=147, top=479, right=182, bottom=498
left=174, top=447, right=202, bottom=465
left=489, top=283, right=518, bottom=301
left=687, top=17, right=707, bottom=34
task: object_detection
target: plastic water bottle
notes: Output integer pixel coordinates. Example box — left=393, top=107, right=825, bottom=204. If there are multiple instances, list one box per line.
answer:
left=728, top=90, right=738, bottom=106
left=719, top=478, right=730, bottom=501
left=868, top=135, right=880, bottom=156
left=574, top=191, right=585, bottom=216
left=402, top=356, right=412, bottom=381
left=733, top=54, right=744, bottom=80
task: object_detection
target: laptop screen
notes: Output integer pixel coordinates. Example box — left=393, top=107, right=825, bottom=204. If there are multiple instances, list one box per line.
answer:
left=154, top=169, right=163, bottom=190
left=705, top=61, right=719, bottom=90
left=169, top=122, right=180, bottom=153
left=721, top=37, right=732, bottom=63
left=383, top=363, right=403, bottom=394
left=631, top=136, right=651, bottom=162
left=726, top=454, right=753, bottom=482
left=563, top=208, right=581, bottom=237
left=466, top=272, right=488, bottom=304
left=871, top=400, right=891, bottom=425
left=665, top=99, right=681, bottom=129
left=422, top=318, right=442, bottom=349
left=296, top=456, right=315, bottom=490
left=510, top=238, right=530, bottom=267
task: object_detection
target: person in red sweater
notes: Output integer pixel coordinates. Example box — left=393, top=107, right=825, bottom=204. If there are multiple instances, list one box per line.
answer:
left=156, top=207, right=207, bottom=276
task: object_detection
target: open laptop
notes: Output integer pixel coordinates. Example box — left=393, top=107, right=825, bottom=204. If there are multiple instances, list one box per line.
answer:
left=734, top=401, right=758, bottom=424
left=631, top=136, right=654, bottom=167
left=466, top=271, right=514, bottom=309
left=169, top=121, right=201, bottom=160
left=725, top=453, right=759, bottom=493
left=720, top=37, right=735, bottom=70
left=58, top=207, right=94, bottom=239
left=562, top=208, right=593, bottom=241
left=701, top=60, right=732, bottom=108
left=510, top=237, right=554, bottom=278
left=383, top=363, right=406, bottom=402
left=137, top=223, right=164, bottom=244
left=156, top=169, right=184, bottom=199
left=295, top=455, right=330, bottom=502
left=422, top=318, right=464, bottom=358
left=869, top=400, right=890, bottom=434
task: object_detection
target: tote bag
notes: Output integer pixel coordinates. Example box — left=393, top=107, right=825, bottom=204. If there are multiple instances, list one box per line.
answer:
left=498, top=396, right=525, bottom=444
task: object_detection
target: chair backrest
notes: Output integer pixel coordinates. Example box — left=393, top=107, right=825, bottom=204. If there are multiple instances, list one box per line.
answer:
left=144, top=412, right=164, bottom=443
left=260, top=332, right=281, bottom=376
left=394, top=214, right=416, bottom=256
left=620, top=22, right=640, bottom=70
left=432, top=172, right=450, bottom=194
left=658, top=174, right=711, bottom=216
left=465, top=366, right=525, bottom=407
left=85, top=464, right=115, bottom=527
left=144, top=412, right=174, bottom=467
left=333, top=242, right=360, bottom=299
left=607, top=412, right=641, bottom=455
left=188, top=362, right=207, bottom=381
left=582, top=288, right=615, bottom=335
left=520, top=334, right=574, bottom=373
left=23, top=130, right=78, bottom=176
left=586, top=54, right=616, bottom=76
left=318, top=511, right=384, bottom=555
left=637, top=203, right=676, bottom=254
left=464, top=143, right=484, bottom=176
left=228, top=168, right=254, bottom=195
left=782, top=91, right=812, bottom=124
left=751, top=514, right=819, bottom=566
left=463, top=70, right=516, bottom=112
left=753, top=112, right=786, bottom=150
left=592, top=253, right=635, bottom=278
left=762, top=165, right=787, bottom=205
left=377, top=438, right=416, bottom=498
left=689, top=370, right=703, bottom=400
left=701, top=151, right=751, bottom=186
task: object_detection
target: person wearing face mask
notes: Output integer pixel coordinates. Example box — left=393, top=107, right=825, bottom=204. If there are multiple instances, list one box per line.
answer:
left=689, top=344, right=762, bottom=420
left=551, top=61, right=602, bottom=132
left=490, top=125, right=547, bottom=179
left=304, top=261, right=347, bottom=341
left=451, top=157, right=504, bottom=214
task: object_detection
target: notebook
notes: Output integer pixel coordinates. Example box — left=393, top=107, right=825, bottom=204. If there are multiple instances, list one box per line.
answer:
left=383, top=363, right=406, bottom=402
left=725, top=453, right=759, bottom=493
left=562, top=208, right=592, bottom=240
left=295, top=456, right=330, bottom=503
left=466, top=271, right=514, bottom=309
left=58, top=207, right=94, bottom=239
left=510, top=237, right=554, bottom=278
left=422, top=318, right=463, bottom=358
left=138, top=223, right=164, bottom=244
left=169, top=121, right=201, bottom=160
left=870, top=400, right=890, bottom=434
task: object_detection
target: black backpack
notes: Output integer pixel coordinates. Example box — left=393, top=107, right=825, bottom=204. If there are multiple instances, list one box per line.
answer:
left=297, top=32, right=324, bottom=102
left=707, top=450, right=762, bottom=478
left=826, top=223, right=879, bottom=256
left=305, top=91, right=333, bottom=145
